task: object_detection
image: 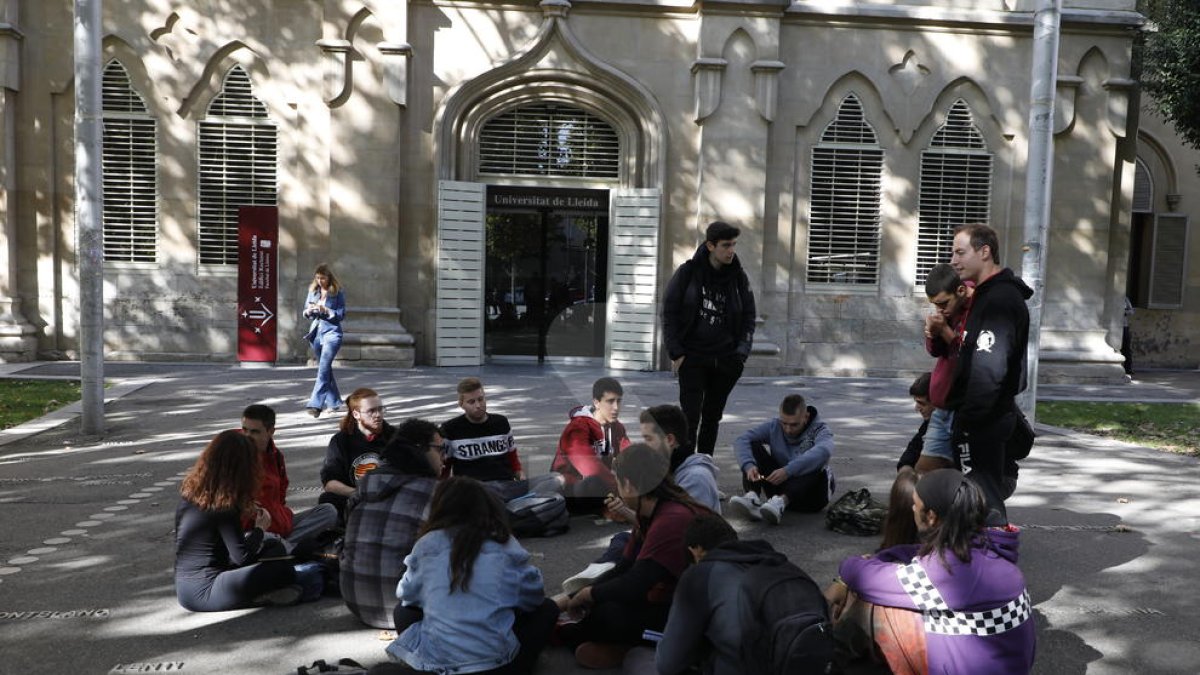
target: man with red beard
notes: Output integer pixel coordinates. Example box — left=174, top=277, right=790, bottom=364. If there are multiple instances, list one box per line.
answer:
left=320, top=387, right=395, bottom=523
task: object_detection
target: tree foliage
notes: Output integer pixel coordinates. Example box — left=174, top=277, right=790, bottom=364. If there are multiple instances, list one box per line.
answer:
left=1140, top=1, right=1200, bottom=150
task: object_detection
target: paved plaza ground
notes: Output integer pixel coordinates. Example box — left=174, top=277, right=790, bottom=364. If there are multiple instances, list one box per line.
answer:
left=1, top=362, right=1198, bottom=674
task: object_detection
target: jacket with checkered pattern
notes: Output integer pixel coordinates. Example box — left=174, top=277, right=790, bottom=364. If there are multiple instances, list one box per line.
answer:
left=839, top=526, right=1035, bottom=674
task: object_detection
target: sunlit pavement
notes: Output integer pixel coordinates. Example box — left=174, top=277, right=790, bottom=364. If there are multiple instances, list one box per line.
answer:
left=1, top=362, right=1198, bottom=674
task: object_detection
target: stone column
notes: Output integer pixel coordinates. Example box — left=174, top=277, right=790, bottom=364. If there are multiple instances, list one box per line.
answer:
left=0, top=8, right=35, bottom=361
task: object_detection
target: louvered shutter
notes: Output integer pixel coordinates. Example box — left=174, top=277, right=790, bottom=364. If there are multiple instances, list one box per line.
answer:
left=607, top=189, right=660, bottom=370
left=1147, top=213, right=1189, bottom=309
left=197, top=66, right=277, bottom=266
left=479, top=103, right=619, bottom=179
left=437, top=181, right=486, bottom=366
left=807, top=94, right=883, bottom=285
left=101, top=60, right=157, bottom=263
left=916, top=100, right=993, bottom=284
left=1132, top=158, right=1153, bottom=214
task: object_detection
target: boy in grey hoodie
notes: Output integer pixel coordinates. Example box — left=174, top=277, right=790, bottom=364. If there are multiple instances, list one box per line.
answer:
left=730, top=394, right=834, bottom=524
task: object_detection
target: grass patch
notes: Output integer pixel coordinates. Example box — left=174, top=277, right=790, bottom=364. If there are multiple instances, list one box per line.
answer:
left=1037, top=401, right=1200, bottom=457
left=0, top=379, right=82, bottom=430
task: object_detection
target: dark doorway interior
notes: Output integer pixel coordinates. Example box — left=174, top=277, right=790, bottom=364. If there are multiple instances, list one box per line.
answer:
left=485, top=187, right=609, bottom=361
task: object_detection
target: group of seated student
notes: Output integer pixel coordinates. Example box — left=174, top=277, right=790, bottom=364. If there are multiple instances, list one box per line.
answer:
left=173, top=371, right=1034, bottom=675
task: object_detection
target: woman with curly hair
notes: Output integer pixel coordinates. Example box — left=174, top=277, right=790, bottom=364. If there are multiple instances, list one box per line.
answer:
left=386, top=477, right=557, bottom=674
left=303, top=263, right=347, bottom=417
left=174, top=430, right=298, bottom=611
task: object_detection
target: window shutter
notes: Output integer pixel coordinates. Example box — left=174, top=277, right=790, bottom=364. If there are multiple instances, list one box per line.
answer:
left=436, top=181, right=486, bottom=366
left=607, top=189, right=661, bottom=370
left=197, top=66, right=277, bottom=266
left=916, top=100, right=993, bottom=284
left=1147, top=213, right=1189, bottom=309
left=1132, top=158, right=1153, bottom=214
left=101, top=60, right=157, bottom=263
left=479, top=103, right=619, bottom=179
left=806, top=94, right=883, bottom=285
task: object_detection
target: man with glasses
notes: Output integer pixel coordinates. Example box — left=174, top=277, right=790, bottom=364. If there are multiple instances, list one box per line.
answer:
left=729, top=393, right=835, bottom=525
left=319, top=387, right=395, bottom=523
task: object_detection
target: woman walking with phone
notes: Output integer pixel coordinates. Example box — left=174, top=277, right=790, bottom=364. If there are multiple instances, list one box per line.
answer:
left=303, top=263, right=346, bottom=417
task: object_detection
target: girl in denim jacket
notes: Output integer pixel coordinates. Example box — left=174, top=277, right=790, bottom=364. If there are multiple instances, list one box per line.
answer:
left=302, top=263, right=346, bottom=417
left=386, top=477, right=557, bottom=674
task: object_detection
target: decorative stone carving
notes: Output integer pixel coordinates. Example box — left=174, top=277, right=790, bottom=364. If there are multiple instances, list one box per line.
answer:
left=1102, top=77, right=1135, bottom=138
left=1054, top=74, right=1082, bottom=135
left=691, top=57, right=727, bottom=123
left=315, top=39, right=351, bottom=105
left=888, top=50, right=929, bottom=96
left=751, top=60, right=784, bottom=122
left=377, top=42, right=413, bottom=107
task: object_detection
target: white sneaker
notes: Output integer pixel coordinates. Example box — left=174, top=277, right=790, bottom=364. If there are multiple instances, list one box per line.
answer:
left=729, top=491, right=763, bottom=521
left=760, top=495, right=787, bottom=525
left=561, top=561, right=616, bottom=595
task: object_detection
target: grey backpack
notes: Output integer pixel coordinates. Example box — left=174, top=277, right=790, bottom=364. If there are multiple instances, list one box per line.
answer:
left=506, top=493, right=569, bottom=537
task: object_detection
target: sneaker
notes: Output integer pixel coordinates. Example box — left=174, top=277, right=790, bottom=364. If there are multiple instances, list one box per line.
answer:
left=717, top=490, right=729, bottom=502
left=305, top=407, right=320, bottom=418
left=760, top=495, right=787, bottom=525
left=561, top=561, right=616, bottom=595
left=254, top=584, right=302, bottom=606
left=575, top=642, right=630, bottom=669
left=728, top=491, right=763, bottom=521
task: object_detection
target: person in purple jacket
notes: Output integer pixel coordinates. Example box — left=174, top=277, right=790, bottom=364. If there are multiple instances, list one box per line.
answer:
left=825, top=469, right=1035, bottom=674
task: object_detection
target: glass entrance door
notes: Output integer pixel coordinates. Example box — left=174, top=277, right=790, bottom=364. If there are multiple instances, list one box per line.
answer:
left=484, top=188, right=608, bottom=361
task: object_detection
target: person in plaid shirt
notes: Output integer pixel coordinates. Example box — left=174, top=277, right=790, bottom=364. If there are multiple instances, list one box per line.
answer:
left=340, top=419, right=443, bottom=628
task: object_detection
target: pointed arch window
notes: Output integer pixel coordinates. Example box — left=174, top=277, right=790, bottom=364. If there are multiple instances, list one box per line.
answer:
left=916, top=100, right=993, bottom=284
left=102, top=59, right=158, bottom=263
left=806, top=93, right=884, bottom=285
left=197, top=65, right=277, bottom=265
left=478, top=102, right=619, bottom=179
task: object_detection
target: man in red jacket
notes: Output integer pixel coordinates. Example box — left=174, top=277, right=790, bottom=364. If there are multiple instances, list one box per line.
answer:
left=241, top=404, right=337, bottom=546
left=550, top=377, right=631, bottom=513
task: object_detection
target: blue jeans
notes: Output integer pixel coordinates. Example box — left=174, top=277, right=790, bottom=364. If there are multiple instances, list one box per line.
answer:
left=307, top=331, right=342, bottom=409
left=922, top=408, right=956, bottom=461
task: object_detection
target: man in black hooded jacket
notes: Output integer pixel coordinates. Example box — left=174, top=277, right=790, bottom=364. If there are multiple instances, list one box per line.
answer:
left=662, top=221, right=756, bottom=456
left=947, top=223, right=1033, bottom=526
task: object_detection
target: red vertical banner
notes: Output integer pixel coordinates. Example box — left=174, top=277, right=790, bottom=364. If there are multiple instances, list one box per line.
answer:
left=237, top=206, right=279, bottom=362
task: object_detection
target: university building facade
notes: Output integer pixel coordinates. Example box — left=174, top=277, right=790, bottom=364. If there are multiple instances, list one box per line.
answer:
left=0, top=0, right=1193, bottom=379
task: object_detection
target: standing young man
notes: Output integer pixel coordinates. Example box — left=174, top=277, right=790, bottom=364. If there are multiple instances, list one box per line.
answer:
left=662, top=221, right=756, bottom=456
left=947, top=223, right=1032, bottom=527
left=919, top=263, right=974, bottom=474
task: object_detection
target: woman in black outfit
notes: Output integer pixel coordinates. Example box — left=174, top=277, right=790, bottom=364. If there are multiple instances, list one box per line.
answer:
left=174, top=430, right=297, bottom=611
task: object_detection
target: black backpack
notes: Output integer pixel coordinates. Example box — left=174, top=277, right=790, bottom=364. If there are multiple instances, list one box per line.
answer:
left=737, top=555, right=834, bottom=675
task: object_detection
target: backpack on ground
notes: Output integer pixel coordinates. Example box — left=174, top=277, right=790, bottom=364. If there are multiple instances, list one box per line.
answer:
left=737, top=553, right=834, bottom=675
left=294, top=658, right=367, bottom=674
left=505, top=493, right=569, bottom=537
left=825, top=487, right=886, bottom=536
